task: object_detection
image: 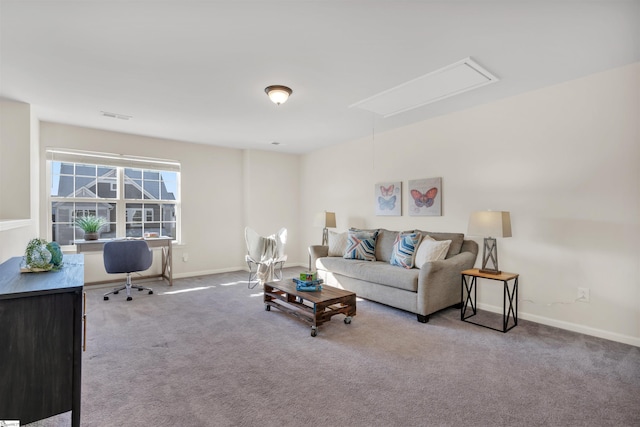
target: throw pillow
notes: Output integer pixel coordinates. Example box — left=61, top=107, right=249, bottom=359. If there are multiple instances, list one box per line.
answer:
left=414, top=230, right=464, bottom=258
left=414, top=236, right=451, bottom=268
left=343, top=230, right=378, bottom=261
left=389, top=232, right=423, bottom=269
left=328, top=230, right=348, bottom=257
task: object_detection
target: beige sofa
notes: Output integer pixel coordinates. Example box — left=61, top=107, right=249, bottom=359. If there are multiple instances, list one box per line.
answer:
left=309, top=229, right=478, bottom=323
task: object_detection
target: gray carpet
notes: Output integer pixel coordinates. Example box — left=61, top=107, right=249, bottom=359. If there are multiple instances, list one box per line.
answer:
left=27, top=268, right=640, bottom=426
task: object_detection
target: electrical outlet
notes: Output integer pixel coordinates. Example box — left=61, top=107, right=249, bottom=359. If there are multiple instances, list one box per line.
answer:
left=182, top=253, right=189, bottom=262
left=577, top=287, right=590, bottom=303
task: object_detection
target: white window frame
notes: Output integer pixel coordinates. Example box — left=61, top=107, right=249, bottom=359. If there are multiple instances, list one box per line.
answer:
left=125, top=207, right=155, bottom=225
left=46, top=149, right=181, bottom=249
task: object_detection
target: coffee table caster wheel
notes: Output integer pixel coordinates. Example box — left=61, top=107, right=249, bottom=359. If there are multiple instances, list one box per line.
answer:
left=344, top=316, right=352, bottom=324
left=265, top=304, right=270, bottom=311
left=311, top=327, right=317, bottom=337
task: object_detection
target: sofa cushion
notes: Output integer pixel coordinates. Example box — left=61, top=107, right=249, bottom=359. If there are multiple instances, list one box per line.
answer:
left=349, top=227, right=379, bottom=233
left=328, top=230, right=348, bottom=257
left=374, top=229, right=399, bottom=262
left=414, top=236, right=451, bottom=268
left=390, top=232, right=423, bottom=269
left=350, top=228, right=397, bottom=262
left=415, top=230, right=464, bottom=258
left=344, top=230, right=378, bottom=261
left=317, top=257, right=419, bottom=292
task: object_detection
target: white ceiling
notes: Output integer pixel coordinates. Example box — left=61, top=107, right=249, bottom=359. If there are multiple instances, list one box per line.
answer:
left=1, top=0, right=638, bottom=154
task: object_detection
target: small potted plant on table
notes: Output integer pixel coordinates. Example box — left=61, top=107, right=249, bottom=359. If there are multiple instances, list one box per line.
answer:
left=75, top=215, right=108, bottom=241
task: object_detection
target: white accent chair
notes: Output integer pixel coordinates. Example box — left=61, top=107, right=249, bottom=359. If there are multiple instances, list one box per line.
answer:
left=245, top=227, right=287, bottom=289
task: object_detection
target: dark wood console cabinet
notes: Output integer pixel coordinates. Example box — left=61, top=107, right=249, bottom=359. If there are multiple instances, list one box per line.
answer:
left=0, top=254, right=84, bottom=426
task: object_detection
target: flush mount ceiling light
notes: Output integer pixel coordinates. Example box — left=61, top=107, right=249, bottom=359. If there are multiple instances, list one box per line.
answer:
left=265, top=85, right=292, bottom=105
left=350, top=57, right=499, bottom=117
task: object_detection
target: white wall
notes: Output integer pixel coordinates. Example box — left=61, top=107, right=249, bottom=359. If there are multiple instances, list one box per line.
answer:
left=38, top=123, right=302, bottom=282
left=0, top=99, right=31, bottom=220
left=301, top=63, right=640, bottom=346
left=243, top=149, right=300, bottom=262
left=0, top=99, right=39, bottom=263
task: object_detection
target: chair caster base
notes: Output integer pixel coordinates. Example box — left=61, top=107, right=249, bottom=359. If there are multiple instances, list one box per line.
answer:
left=149, top=290, right=153, bottom=294
left=127, top=296, right=133, bottom=301
left=104, top=296, right=109, bottom=301
left=113, top=291, right=119, bottom=294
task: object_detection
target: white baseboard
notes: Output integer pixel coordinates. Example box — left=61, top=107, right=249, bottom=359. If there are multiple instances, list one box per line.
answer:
left=173, top=266, right=247, bottom=279
left=173, top=262, right=307, bottom=280
left=476, top=302, right=640, bottom=348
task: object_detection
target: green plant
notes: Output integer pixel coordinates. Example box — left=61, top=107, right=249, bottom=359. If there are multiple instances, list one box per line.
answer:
left=24, top=238, right=55, bottom=271
left=75, top=215, right=107, bottom=233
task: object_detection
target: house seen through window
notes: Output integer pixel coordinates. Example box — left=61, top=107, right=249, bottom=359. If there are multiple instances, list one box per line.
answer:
left=48, top=155, right=180, bottom=245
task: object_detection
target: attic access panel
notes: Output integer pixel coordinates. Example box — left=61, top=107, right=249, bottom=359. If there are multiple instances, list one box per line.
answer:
left=350, top=57, right=499, bottom=117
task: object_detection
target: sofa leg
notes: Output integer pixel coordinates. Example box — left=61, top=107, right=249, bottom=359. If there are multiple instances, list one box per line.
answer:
left=417, top=314, right=429, bottom=323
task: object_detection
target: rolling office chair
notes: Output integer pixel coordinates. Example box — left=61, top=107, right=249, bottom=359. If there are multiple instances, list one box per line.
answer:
left=103, top=239, right=154, bottom=301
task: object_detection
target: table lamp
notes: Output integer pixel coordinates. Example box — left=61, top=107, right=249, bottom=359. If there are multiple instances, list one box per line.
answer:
left=314, top=211, right=336, bottom=245
left=467, top=211, right=512, bottom=274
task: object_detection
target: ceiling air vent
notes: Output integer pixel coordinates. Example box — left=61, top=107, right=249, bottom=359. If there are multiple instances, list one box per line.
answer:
left=350, top=57, right=499, bottom=117
left=101, top=111, right=132, bottom=120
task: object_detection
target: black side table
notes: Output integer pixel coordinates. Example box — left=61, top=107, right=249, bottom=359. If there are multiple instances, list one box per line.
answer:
left=461, top=268, right=519, bottom=333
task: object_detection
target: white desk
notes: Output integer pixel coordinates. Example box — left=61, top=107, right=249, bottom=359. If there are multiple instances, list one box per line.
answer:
left=75, top=237, right=173, bottom=286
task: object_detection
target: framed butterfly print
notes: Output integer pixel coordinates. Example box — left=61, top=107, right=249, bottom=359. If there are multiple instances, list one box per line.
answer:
left=408, top=177, right=442, bottom=216
left=375, top=181, right=401, bottom=216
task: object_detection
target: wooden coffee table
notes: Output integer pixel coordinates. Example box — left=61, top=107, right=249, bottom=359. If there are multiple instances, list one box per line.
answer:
left=264, top=280, right=356, bottom=337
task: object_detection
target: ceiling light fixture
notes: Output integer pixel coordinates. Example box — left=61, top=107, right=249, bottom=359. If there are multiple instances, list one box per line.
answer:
left=265, top=85, right=292, bottom=105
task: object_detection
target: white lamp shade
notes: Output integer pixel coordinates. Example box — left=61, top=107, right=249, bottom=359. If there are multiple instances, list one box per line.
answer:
left=324, top=211, right=336, bottom=228
left=314, top=211, right=336, bottom=228
left=467, top=211, right=512, bottom=238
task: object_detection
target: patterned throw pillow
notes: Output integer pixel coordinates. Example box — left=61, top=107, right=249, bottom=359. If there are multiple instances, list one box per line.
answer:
left=389, top=232, right=423, bottom=269
left=343, top=230, right=378, bottom=261
left=328, top=231, right=348, bottom=257
left=414, top=236, right=452, bottom=268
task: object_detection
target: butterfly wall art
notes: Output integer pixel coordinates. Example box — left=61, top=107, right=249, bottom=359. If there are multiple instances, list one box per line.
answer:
left=408, top=177, right=442, bottom=216
left=374, top=181, right=402, bottom=216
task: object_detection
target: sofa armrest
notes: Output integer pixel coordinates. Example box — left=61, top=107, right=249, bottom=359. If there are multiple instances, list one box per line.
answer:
left=416, top=251, right=477, bottom=315
left=308, top=245, right=329, bottom=271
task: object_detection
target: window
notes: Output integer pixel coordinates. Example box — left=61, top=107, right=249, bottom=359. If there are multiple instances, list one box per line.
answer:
left=47, top=150, right=180, bottom=246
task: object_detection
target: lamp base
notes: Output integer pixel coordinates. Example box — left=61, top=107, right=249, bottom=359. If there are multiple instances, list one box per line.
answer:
left=480, top=237, right=501, bottom=275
